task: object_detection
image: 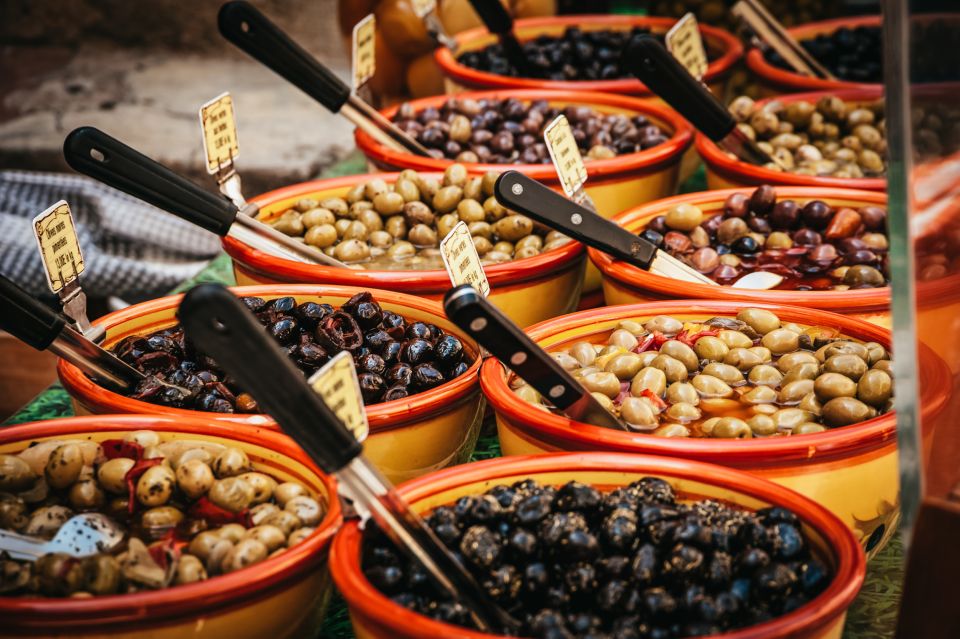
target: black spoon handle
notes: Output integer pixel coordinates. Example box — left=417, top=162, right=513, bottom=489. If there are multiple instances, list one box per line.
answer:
left=494, top=171, right=657, bottom=269
left=0, top=272, right=65, bottom=351
left=63, top=127, right=236, bottom=236
left=622, top=34, right=735, bottom=142
left=466, top=0, right=530, bottom=75
left=178, top=284, right=362, bottom=474
left=219, top=1, right=351, bottom=114
left=443, top=284, right=585, bottom=411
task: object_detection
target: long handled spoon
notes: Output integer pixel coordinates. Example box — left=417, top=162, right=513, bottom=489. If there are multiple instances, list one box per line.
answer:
left=623, top=35, right=779, bottom=168
left=443, top=284, right=629, bottom=431
left=63, top=127, right=347, bottom=269
left=177, top=283, right=519, bottom=635
left=0, top=514, right=124, bottom=561
left=732, top=0, right=835, bottom=80
left=0, top=271, right=154, bottom=392
left=466, top=0, right=533, bottom=76
left=218, top=1, right=430, bottom=157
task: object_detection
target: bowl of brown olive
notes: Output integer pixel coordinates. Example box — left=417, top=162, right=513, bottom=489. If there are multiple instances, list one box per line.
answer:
left=227, top=166, right=586, bottom=327
left=697, top=90, right=887, bottom=192
left=330, top=452, right=866, bottom=639
left=0, top=414, right=341, bottom=639
left=352, top=89, right=695, bottom=217
left=57, top=286, right=484, bottom=484
left=434, top=15, right=742, bottom=99
left=592, top=186, right=892, bottom=326
left=479, top=301, right=950, bottom=557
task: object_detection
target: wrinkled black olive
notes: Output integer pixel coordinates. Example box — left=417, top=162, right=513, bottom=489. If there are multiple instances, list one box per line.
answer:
left=411, top=364, right=445, bottom=390
left=264, top=296, right=296, bottom=313
left=405, top=322, right=433, bottom=341
left=434, top=335, right=464, bottom=366
left=401, top=339, right=435, bottom=366
left=386, top=363, right=413, bottom=386
left=382, top=385, right=409, bottom=402
left=240, top=296, right=266, bottom=312
left=381, top=340, right=402, bottom=364
left=358, top=373, right=385, bottom=403
left=268, top=318, right=298, bottom=344
left=364, top=329, right=392, bottom=352
left=293, top=301, right=331, bottom=328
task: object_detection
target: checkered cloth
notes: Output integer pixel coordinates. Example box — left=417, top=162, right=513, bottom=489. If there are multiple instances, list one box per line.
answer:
left=0, top=171, right=222, bottom=302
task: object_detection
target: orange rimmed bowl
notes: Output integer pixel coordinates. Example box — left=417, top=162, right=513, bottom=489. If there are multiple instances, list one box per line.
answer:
left=480, top=300, right=951, bottom=558
left=57, top=285, right=484, bottom=485
left=696, top=89, right=887, bottom=192
left=0, top=414, right=341, bottom=639
left=745, top=16, right=881, bottom=97
left=331, top=452, right=866, bottom=639
left=591, top=187, right=891, bottom=327
left=434, top=15, right=743, bottom=100
left=226, top=172, right=586, bottom=328
left=354, top=89, right=695, bottom=219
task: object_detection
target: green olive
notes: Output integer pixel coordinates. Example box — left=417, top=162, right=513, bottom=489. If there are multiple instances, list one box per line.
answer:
left=857, top=369, right=892, bottom=407
left=261, top=511, right=302, bottom=536
left=416, top=176, right=440, bottom=200
left=513, top=384, right=541, bottom=404
left=736, top=308, right=780, bottom=335
left=493, top=215, right=534, bottom=241
left=691, top=374, right=734, bottom=398
left=772, top=408, right=815, bottom=430
left=665, top=402, right=701, bottom=423
left=748, top=347, right=773, bottom=364
left=304, top=224, right=337, bottom=248
left=814, top=372, right=858, bottom=402
left=620, top=397, right=657, bottom=429
left=334, top=239, right=371, bottom=262
left=271, top=482, right=308, bottom=508
left=781, top=362, right=820, bottom=384
left=386, top=240, right=415, bottom=259
left=644, top=315, right=682, bottom=335
left=798, top=392, right=822, bottom=416
left=777, top=351, right=819, bottom=373
left=68, top=478, right=105, bottom=511
left=188, top=531, right=222, bottom=561
left=723, top=348, right=764, bottom=372
left=394, top=178, right=420, bottom=203
left=569, top=342, right=598, bottom=367
left=552, top=352, right=580, bottom=371
left=659, top=341, right=699, bottom=372
left=607, top=329, right=639, bottom=351
left=136, top=465, right=175, bottom=507
left=208, top=477, right=255, bottom=513
left=711, top=417, right=752, bottom=439
left=822, top=397, right=872, bottom=427
left=175, top=554, right=208, bottom=585
left=408, top=224, right=439, bottom=247
left=516, top=235, right=543, bottom=252
left=285, top=495, right=323, bottom=526
left=748, top=414, right=777, bottom=436
left=718, top=330, right=753, bottom=350
left=97, top=458, right=134, bottom=494
left=473, top=236, right=493, bottom=255
left=82, top=554, right=122, bottom=595
left=701, top=362, right=744, bottom=385
left=694, top=336, right=728, bottom=362
left=817, top=341, right=869, bottom=363
left=581, top=371, right=621, bottom=398
left=222, top=539, right=268, bottom=574
left=779, top=379, right=815, bottom=404
left=493, top=240, right=515, bottom=256
left=468, top=221, right=493, bottom=240
left=457, top=199, right=485, bottom=223
left=320, top=197, right=348, bottom=217
left=385, top=215, right=407, bottom=238
left=45, top=444, right=83, bottom=490
left=141, top=505, right=184, bottom=530
left=369, top=230, right=394, bottom=249
left=443, top=163, right=468, bottom=187
left=433, top=186, right=463, bottom=214
left=650, top=354, right=688, bottom=383
left=483, top=196, right=508, bottom=222
left=25, top=505, right=73, bottom=538
left=605, top=353, right=644, bottom=380
left=300, top=208, right=335, bottom=228
left=288, top=527, right=315, bottom=547
left=665, top=381, right=699, bottom=406
left=238, top=472, right=277, bottom=505
left=747, top=365, right=783, bottom=387
left=631, top=367, right=667, bottom=397
left=363, top=179, right=388, bottom=201
left=872, top=359, right=893, bottom=375
left=823, top=354, right=868, bottom=381
left=793, top=423, right=827, bottom=435
left=0, top=455, right=35, bottom=492
left=653, top=424, right=691, bottom=437
left=665, top=203, right=703, bottom=231
left=591, top=392, right=615, bottom=412
left=743, top=386, right=778, bottom=404
left=863, top=342, right=888, bottom=366
left=0, top=494, right=28, bottom=530
left=761, top=328, right=800, bottom=354
left=271, top=211, right=304, bottom=236
left=245, top=524, right=288, bottom=552
left=212, top=448, right=252, bottom=479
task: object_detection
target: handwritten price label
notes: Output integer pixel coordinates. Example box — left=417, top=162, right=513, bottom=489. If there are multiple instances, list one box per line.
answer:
left=440, top=221, right=490, bottom=296
left=544, top=115, right=588, bottom=198
left=352, top=14, right=377, bottom=90
left=199, top=92, right=240, bottom=174
left=411, top=0, right=436, bottom=18
left=33, top=201, right=84, bottom=294
left=665, top=13, right=708, bottom=80
left=308, top=351, right=369, bottom=442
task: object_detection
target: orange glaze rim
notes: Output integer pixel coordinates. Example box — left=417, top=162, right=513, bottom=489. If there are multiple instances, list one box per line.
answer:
left=331, top=452, right=865, bottom=639
left=354, top=89, right=694, bottom=180
left=222, top=171, right=585, bottom=293
left=695, top=88, right=887, bottom=191
left=57, top=285, right=482, bottom=433
left=434, top=15, right=743, bottom=96
left=0, top=414, right=341, bottom=630
left=479, top=300, right=950, bottom=466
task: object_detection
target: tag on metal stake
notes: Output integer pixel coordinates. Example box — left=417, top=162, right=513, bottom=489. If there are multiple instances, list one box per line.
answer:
left=352, top=14, right=377, bottom=106
left=544, top=114, right=599, bottom=213
left=199, top=91, right=249, bottom=211
left=32, top=200, right=104, bottom=342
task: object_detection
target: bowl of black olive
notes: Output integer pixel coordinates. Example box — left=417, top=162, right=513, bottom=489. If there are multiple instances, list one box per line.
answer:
left=330, top=452, right=866, bottom=639
left=57, top=286, right=484, bottom=484
left=434, top=15, right=742, bottom=100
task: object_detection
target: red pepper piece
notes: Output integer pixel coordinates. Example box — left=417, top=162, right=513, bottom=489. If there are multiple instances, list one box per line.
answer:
left=101, top=439, right=144, bottom=461
left=678, top=329, right=720, bottom=347
left=634, top=331, right=669, bottom=353
left=640, top=389, right=668, bottom=411
left=188, top=497, right=251, bottom=527
left=147, top=534, right=180, bottom=571
left=124, top=458, right=163, bottom=514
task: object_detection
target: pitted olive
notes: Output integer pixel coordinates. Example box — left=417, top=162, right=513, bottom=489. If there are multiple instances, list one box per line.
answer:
left=135, top=465, right=175, bottom=508
left=620, top=397, right=657, bottom=429
left=608, top=329, right=639, bottom=351
left=665, top=382, right=699, bottom=406
left=772, top=408, right=815, bottom=430
left=737, top=308, right=780, bottom=335
left=570, top=342, right=597, bottom=367
left=644, top=316, right=682, bottom=335
left=175, top=459, right=215, bottom=499
left=748, top=414, right=777, bottom=436
left=761, top=329, right=800, bottom=354
left=653, top=424, right=691, bottom=437
left=691, top=374, right=734, bottom=398
left=701, top=363, right=744, bottom=385
left=748, top=365, right=783, bottom=387
left=68, top=479, right=105, bottom=511
left=694, top=336, right=729, bottom=362
left=581, top=371, right=621, bottom=398
left=777, top=351, right=819, bottom=373
left=863, top=342, right=888, bottom=366
left=793, top=423, right=828, bottom=435
left=781, top=362, right=820, bottom=385
left=125, top=430, right=160, bottom=448
left=141, top=506, right=184, bottom=530
left=742, top=386, right=778, bottom=405
left=780, top=379, right=815, bottom=404
left=816, top=341, right=869, bottom=363
left=208, top=477, right=255, bottom=513
left=249, top=502, right=281, bottom=526
left=221, top=539, right=268, bottom=574
left=24, top=505, right=73, bottom=538
left=650, top=355, right=688, bottom=384
left=218, top=523, right=248, bottom=544
left=97, top=458, right=135, bottom=495
left=798, top=392, right=822, bottom=416
left=513, top=384, right=541, bottom=404
left=659, top=341, right=699, bottom=372
left=604, top=353, right=644, bottom=380
left=717, top=330, right=753, bottom=350
left=211, top=448, right=252, bottom=479
left=814, top=373, right=857, bottom=402
left=188, top=531, right=222, bottom=561
left=723, top=348, right=764, bottom=372
left=712, top=418, right=752, bottom=439
left=665, top=402, right=701, bottom=423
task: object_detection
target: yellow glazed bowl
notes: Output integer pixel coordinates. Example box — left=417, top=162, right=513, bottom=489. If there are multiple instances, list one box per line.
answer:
left=0, top=414, right=341, bottom=639
left=479, top=300, right=950, bottom=558
left=591, top=187, right=891, bottom=327
left=225, top=172, right=586, bottom=328
left=331, top=453, right=865, bottom=639
left=56, top=285, right=484, bottom=484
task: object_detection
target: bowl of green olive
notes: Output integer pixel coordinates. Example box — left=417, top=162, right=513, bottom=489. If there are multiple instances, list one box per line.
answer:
left=224, top=166, right=586, bottom=328
left=479, top=300, right=950, bottom=557
left=0, top=414, right=341, bottom=639
left=697, top=89, right=886, bottom=192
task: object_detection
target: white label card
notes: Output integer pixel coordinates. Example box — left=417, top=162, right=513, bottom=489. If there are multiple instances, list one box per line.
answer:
left=543, top=114, right=588, bottom=198
left=440, top=221, right=490, bottom=297
left=308, top=351, right=369, bottom=443
left=352, top=14, right=377, bottom=90
left=411, top=0, right=436, bottom=18
left=198, top=92, right=240, bottom=174
left=665, top=13, right=709, bottom=81
left=33, top=200, right=84, bottom=294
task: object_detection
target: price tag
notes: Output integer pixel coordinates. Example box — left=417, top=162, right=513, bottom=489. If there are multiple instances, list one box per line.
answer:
left=308, top=351, right=369, bottom=443
left=544, top=115, right=588, bottom=198
left=665, top=13, right=708, bottom=81
left=33, top=201, right=84, bottom=294
left=411, top=0, right=436, bottom=18
left=198, top=92, right=240, bottom=174
left=440, top=221, right=490, bottom=297
left=352, top=14, right=377, bottom=91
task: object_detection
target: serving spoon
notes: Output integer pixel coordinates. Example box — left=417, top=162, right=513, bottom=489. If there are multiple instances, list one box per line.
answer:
left=0, top=514, right=124, bottom=561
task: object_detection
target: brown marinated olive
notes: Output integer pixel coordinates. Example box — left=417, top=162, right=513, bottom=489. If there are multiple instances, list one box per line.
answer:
left=136, top=465, right=175, bottom=508
left=45, top=444, right=84, bottom=490
left=221, top=539, right=268, bottom=574
left=208, top=477, right=255, bottom=513
left=0, top=455, right=35, bottom=492
left=98, top=458, right=135, bottom=494
left=175, top=555, right=208, bottom=585
left=176, top=459, right=215, bottom=499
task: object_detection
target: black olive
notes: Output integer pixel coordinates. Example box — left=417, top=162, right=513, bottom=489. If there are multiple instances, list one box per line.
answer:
left=401, top=339, right=435, bottom=366
left=366, top=565, right=404, bottom=593
left=354, top=301, right=384, bottom=331
left=264, top=296, right=296, bottom=313
left=381, top=311, right=406, bottom=339
left=405, top=322, right=433, bottom=341
left=240, top=296, right=267, bottom=312
left=386, top=363, right=412, bottom=386
left=449, top=361, right=470, bottom=378
left=731, top=236, right=760, bottom=255
left=268, top=318, right=298, bottom=344
left=555, top=481, right=601, bottom=513
left=364, top=329, right=392, bottom=352
left=411, top=364, right=444, bottom=390
left=434, top=335, right=463, bottom=365
left=640, top=229, right=664, bottom=247
left=381, top=340, right=402, bottom=364
left=293, top=301, right=331, bottom=328
left=357, top=353, right=387, bottom=376
left=358, top=373, right=385, bottom=403
left=768, top=522, right=804, bottom=559
left=459, top=526, right=501, bottom=568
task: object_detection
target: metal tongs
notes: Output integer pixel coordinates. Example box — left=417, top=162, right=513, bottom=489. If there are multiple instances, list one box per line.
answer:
left=623, top=35, right=780, bottom=168
left=495, top=171, right=716, bottom=286
left=177, top=283, right=519, bottom=635
left=217, top=1, right=429, bottom=157
left=466, top=0, right=533, bottom=76
left=63, top=127, right=347, bottom=269
left=732, top=0, right=836, bottom=81
left=0, top=272, right=155, bottom=392
left=444, top=284, right=627, bottom=431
